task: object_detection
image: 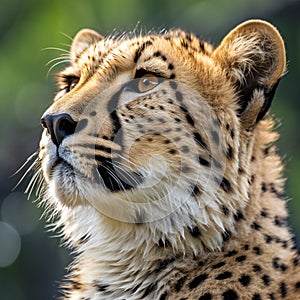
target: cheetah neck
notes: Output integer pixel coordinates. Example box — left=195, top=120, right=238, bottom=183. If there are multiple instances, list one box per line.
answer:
left=57, top=183, right=236, bottom=298
left=226, top=118, right=291, bottom=249
left=59, top=206, right=177, bottom=299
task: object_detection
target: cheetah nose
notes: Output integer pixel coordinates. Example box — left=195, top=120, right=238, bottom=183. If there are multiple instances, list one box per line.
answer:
left=41, top=113, right=77, bottom=147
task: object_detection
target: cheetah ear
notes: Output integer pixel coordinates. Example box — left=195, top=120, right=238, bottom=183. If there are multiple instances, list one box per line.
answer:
left=70, top=28, right=103, bottom=63
left=213, top=20, right=286, bottom=127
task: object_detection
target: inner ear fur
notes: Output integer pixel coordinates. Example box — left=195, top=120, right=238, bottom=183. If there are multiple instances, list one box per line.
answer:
left=70, top=28, right=103, bottom=63
left=213, top=20, right=286, bottom=126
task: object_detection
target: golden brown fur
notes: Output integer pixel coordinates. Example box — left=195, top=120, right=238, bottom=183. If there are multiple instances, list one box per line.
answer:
left=36, top=20, right=300, bottom=299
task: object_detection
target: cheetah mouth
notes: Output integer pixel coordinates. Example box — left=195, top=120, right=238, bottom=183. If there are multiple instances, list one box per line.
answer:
left=96, top=158, right=144, bottom=192
left=51, top=157, right=69, bottom=171
left=49, top=156, right=74, bottom=176
left=51, top=155, right=143, bottom=193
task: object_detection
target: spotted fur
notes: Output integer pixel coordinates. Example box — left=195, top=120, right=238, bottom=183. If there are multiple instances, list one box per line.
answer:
left=36, top=20, right=300, bottom=299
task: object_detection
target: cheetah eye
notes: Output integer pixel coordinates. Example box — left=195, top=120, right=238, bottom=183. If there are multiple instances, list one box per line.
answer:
left=134, top=69, right=161, bottom=93
left=65, top=76, right=79, bottom=92
left=138, top=74, right=159, bottom=93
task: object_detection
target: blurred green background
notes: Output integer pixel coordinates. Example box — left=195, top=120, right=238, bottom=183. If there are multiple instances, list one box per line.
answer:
left=0, top=0, right=299, bottom=299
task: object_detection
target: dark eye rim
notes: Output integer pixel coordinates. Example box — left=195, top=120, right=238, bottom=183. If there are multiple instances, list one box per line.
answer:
left=64, top=76, right=80, bottom=93
left=134, top=68, right=162, bottom=80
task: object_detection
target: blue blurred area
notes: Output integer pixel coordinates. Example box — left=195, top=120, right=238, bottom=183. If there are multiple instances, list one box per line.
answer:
left=0, top=1, right=299, bottom=299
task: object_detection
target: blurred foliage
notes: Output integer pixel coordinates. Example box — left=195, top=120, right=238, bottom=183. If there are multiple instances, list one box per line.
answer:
left=0, top=0, right=299, bottom=299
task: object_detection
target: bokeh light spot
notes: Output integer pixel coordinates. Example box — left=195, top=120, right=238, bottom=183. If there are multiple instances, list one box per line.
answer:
left=0, top=221, right=21, bottom=268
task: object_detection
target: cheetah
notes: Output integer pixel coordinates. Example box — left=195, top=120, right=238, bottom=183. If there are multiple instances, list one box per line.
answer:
left=34, top=20, right=300, bottom=299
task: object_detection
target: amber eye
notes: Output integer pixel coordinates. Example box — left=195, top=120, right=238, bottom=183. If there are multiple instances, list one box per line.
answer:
left=138, top=74, right=159, bottom=93
left=66, top=77, right=79, bottom=92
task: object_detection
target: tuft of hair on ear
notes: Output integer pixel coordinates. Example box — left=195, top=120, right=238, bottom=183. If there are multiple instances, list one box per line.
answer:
left=213, top=20, right=286, bottom=128
left=70, top=28, right=103, bottom=63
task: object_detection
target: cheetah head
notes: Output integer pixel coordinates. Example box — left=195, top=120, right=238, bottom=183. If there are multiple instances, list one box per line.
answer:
left=39, top=20, right=285, bottom=253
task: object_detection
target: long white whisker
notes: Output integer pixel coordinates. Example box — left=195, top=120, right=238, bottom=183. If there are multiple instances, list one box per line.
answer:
left=60, top=32, right=74, bottom=41
left=42, top=47, right=70, bottom=53
left=60, top=42, right=72, bottom=48
left=48, top=59, right=70, bottom=70
left=28, top=178, right=39, bottom=200
left=113, top=158, right=139, bottom=171
left=46, top=56, right=70, bottom=66
left=103, top=165, right=126, bottom=193
left=12, top=157, right=40, bottom=191
left=12, top=151, right=38, bottom=177
left=116, top=154, right=140, bottom=170
left=47, top=59, right=70, bottom=78
left=25, top=168, right=42, bottom=198
left=35, top=173, right=45, bottom=198
left=112, top=161, right=141, bottom=187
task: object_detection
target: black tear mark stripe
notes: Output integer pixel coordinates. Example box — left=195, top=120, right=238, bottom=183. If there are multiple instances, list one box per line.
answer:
left=134, top=40, right=153, bottom=63
left=97, top=84, right=144, bottom=192
left=107, top=86, right=124, bottom=140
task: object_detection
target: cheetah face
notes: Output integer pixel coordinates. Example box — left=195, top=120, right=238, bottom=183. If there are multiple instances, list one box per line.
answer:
left=40, top=77, right=225, bottom=222
left=39, top=21, right=285, bottom=225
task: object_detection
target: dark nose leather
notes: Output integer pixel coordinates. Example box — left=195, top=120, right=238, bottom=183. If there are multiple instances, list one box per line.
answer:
left=41, top=113, right=77, bottom=147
